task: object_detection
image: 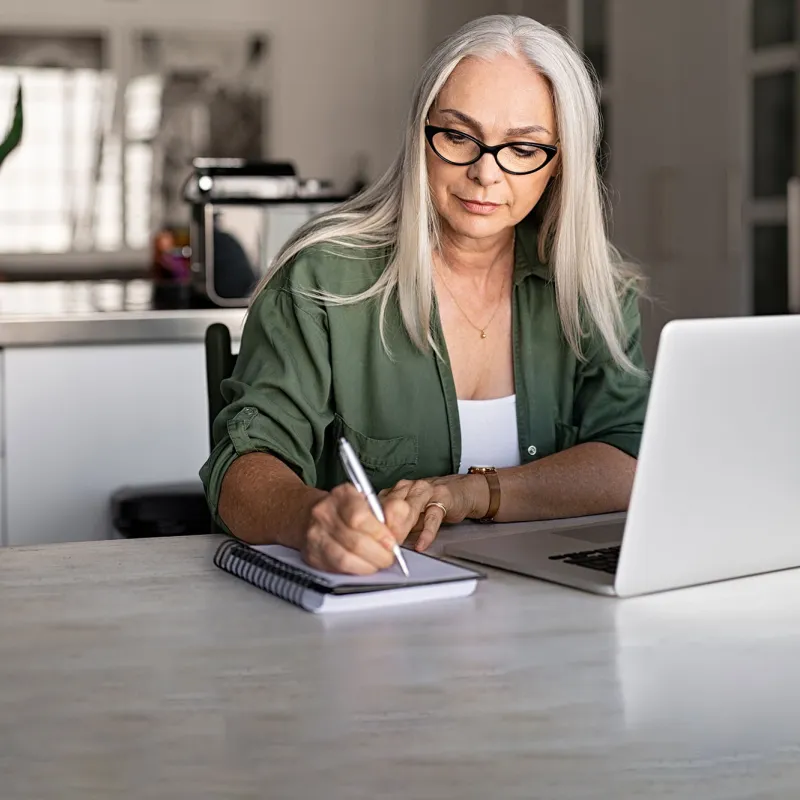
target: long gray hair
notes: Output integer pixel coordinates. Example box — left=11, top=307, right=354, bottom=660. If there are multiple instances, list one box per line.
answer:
left=251, top=14, right=641, bottom=370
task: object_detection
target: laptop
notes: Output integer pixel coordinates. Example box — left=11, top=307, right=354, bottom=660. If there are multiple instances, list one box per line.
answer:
left=445, top=314, right=800, bottom=597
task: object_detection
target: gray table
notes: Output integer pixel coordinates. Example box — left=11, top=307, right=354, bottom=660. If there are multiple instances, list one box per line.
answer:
left=2, top=525, right=800, bottom=799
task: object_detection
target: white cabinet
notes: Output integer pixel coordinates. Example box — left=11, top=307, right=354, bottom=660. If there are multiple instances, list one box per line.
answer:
left=0, top=343, right=211, bottom=547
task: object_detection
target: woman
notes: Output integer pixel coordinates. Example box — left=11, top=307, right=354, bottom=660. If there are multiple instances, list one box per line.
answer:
left=200, top=15, right=650, bottom=574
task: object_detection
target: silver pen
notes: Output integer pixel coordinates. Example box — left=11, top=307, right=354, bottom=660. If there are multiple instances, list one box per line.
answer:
left=338, top=436, right=410, bottom=577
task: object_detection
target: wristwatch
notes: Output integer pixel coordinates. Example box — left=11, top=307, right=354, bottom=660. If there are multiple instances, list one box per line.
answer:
left=467, top=466, right=501, bottom=523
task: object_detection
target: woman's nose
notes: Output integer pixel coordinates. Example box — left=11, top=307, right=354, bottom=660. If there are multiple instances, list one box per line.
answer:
left=466, top=152, right=504, bottom=186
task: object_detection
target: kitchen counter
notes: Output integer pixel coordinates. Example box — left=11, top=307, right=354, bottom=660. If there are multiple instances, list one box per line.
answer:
left=0, top=278, right=243, bottom=547
left=0, top=279, right=247, bottom=548
left=0, top=280, right=246, bottom=346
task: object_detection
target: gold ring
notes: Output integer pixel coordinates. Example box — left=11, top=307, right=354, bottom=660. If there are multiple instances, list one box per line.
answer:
left=425, top=501, right=448, bottom=516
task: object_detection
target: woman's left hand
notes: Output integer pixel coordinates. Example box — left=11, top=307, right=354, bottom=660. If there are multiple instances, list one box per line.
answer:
left=379, top=474, right=489, bottom=552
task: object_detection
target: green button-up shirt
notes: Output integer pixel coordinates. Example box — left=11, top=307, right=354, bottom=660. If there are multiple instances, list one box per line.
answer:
left=200, top=220, right=651, bottom=522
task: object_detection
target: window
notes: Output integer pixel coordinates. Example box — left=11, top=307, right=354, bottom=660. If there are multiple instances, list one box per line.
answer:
left=125, top=75, right=164, bottom=250
left=0, top=29, right=268, bottom=269
left=0, top=67, right=162, bottom=255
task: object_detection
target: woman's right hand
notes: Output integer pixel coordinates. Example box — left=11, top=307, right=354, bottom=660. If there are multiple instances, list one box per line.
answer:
left=301, top=484, right=413, bottom=575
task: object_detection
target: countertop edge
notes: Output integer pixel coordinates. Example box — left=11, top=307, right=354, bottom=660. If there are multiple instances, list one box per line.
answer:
left=0, top=309, right=248, bottom=347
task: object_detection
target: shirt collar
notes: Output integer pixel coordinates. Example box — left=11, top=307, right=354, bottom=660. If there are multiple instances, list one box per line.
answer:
left=513, top=216, right=552, bottom=285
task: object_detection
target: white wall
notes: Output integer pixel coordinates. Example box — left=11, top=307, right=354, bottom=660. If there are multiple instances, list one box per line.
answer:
left=1, top=0, right=429, bottom=189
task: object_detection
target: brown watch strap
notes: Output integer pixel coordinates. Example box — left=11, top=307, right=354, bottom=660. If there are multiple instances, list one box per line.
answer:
left=468, top=467, right=501, bottom=522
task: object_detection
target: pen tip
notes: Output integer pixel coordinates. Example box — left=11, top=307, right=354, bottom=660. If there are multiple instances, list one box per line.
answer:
left=394, top=545, right=410, bottom=577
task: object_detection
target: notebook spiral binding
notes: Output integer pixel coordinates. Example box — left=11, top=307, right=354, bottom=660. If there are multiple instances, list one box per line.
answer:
left=213, top=538, right=321, bottom=608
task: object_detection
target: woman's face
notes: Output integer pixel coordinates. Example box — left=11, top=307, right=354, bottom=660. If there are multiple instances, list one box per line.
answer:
left=426, top=53, right=559, bottom=243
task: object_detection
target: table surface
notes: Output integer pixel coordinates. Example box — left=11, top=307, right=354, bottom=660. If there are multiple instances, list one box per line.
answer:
left=2, top=519, right=800, bottom=800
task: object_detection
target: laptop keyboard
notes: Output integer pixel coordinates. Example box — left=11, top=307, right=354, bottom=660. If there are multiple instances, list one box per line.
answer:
left=549, top=545, right=621, bottom=574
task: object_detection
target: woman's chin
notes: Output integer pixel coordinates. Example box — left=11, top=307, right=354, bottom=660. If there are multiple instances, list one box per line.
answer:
left=443, top=211, right=514, bottom=241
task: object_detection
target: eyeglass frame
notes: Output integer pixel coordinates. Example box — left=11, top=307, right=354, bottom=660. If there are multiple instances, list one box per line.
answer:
left=424, top=124, right=558, bottom=176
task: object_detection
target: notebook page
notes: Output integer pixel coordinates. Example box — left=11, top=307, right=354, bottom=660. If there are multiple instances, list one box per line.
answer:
left=250, top=543, right=480, bottom=588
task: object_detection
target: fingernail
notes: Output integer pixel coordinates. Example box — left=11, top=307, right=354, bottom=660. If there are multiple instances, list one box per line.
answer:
left=381, top=537, right=396, bottom=552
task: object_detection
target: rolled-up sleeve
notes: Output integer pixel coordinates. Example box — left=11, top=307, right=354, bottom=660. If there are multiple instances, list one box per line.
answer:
left=199, top=273, right=333, bottom=522
left=572, top=289, right=651, bottom=458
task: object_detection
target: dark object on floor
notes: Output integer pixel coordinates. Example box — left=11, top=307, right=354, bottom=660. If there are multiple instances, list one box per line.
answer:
left=111, top=482, right=211, bottom=537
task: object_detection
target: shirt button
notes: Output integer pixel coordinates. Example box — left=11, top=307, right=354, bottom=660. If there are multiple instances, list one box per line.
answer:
left=527, top=445, right=537, bottom=456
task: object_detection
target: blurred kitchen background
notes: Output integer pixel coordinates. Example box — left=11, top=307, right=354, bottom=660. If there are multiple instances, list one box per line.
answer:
left=0, top=0, right=793, bottom=548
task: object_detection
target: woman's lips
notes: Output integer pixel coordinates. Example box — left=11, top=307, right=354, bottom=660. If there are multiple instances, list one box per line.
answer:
left=458, top=198, right=501, bottom=215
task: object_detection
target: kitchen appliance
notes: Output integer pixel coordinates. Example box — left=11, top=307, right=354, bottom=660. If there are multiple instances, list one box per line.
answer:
left=184, top=159, right=349, bottom=307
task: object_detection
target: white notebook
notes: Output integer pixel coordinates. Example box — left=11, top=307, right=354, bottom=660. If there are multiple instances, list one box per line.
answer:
left=213, top=538, right=484, bottom=613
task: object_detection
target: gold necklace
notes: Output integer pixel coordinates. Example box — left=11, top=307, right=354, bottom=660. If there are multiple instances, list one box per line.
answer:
left=437, top=271, right=506, bottom=338
left=435, top=239, right=513, bottom=339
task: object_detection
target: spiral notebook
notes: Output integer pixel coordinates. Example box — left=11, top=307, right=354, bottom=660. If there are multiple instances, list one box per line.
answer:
left=213, top=538, right=485, bottom=613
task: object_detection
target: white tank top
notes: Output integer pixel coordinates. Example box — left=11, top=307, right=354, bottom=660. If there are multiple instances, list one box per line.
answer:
left=457, top=394, right=521, bottom=474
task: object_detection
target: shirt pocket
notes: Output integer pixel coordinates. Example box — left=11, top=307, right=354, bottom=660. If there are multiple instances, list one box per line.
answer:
left=555, top=420, right=580, bottom=452
left=334, top=414, right=418, bottom=490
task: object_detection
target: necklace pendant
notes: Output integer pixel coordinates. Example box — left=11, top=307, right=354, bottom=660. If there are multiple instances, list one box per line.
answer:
left=480, top=330, right=487, bottom=339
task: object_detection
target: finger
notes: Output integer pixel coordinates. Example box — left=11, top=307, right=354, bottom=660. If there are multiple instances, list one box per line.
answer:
left=382, top=498, right=415, bottom=543
left=335, top=490, right=396, bottom=544
left=328, top=485, right=392, bottom=540
left=409, top=512, right=426, bottom=534
left=401, top=481, right=437, bottom=523
left=329, top=482, right=363, bottom=504
left=329, top=518, right=396, bottom=571
left=380, top=479, right=414, bottom=502
left=415, top=503, right=446, bottom=552
left=303, top=525, right=379, bottom=575
left=331, top=491, right=399, bottom=569
left=311, top=490, right=396, bottom=565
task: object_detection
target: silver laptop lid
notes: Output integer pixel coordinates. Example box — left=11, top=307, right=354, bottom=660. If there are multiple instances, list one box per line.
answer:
left=615, top=314, right=800, bottom=596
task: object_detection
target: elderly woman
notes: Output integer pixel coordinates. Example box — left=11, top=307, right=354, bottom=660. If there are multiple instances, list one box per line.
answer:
left=200, top=14, right=650, bottom=574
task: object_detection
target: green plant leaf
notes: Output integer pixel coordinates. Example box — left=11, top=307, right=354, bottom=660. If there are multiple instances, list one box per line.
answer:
left=0, top=82, right=23, bottom=170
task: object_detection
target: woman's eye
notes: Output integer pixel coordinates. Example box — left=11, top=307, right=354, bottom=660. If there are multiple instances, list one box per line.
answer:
left=511, top=146, right=539, bottom=158
left=444, top=132, right=468, bottom=143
